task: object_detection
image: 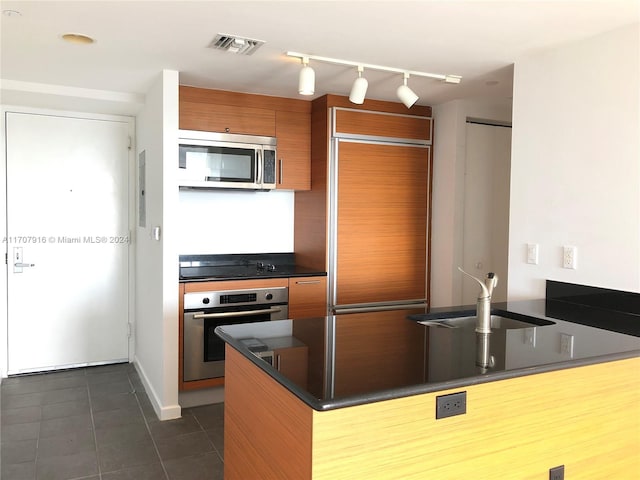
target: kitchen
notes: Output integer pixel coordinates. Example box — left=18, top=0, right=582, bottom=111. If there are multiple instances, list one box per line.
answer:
left=1, top=1, right=639, bottom=477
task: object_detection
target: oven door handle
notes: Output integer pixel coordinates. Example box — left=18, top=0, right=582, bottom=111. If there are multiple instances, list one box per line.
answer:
left=192, top=307, right=283, bottom=319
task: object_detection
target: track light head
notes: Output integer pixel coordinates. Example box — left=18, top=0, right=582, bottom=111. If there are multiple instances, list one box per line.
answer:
left=298, top=57, right=315, bottom=96
left=396, top=73, right=418, bottom=108
left=349, top=66, right=368, bottom=104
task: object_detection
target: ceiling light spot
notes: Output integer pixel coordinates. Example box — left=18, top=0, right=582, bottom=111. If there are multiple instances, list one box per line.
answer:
left=3, top=10, right=22, bottom=17
left=61, top=33, right=95, bottom=45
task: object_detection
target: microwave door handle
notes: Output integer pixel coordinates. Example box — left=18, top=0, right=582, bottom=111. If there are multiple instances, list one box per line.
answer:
left=193, top=307, right=282, bottom=319
left=256, top=149, right=262, bottom=184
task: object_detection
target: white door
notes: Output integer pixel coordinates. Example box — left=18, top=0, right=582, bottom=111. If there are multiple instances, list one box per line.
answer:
left=462, top=122, right=511, bottom=304
left=6, top=111, right=131, bottom=374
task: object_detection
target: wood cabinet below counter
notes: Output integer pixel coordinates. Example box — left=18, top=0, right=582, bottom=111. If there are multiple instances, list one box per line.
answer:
left=288, top=276, right=328, bottom=319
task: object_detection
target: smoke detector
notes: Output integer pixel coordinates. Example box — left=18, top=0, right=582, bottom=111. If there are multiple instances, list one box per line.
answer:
left=209, top=34, right=265, bottom=55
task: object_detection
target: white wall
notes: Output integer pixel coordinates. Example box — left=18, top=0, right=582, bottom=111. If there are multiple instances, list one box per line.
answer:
left=178, top=189, right=294, bottom=254
left=135, top=70, right=181, bottom=420
left=508, top=23, right=640, bottom=300
left=431, top=98, right=512, bottom=307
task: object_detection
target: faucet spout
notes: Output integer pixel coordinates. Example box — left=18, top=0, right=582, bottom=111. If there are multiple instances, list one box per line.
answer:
left=458, top=267, right=499, bottom=334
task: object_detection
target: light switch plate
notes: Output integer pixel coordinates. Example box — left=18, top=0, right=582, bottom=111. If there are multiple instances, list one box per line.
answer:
left=527, top=243, right=539, bottom=264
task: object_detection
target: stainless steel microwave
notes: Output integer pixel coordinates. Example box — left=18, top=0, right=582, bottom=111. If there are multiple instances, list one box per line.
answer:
left=178, top=130, right=277, bottom=190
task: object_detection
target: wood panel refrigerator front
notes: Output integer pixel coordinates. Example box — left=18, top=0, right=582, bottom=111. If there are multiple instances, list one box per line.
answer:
left=334, top=140, right=428, bottom=306
left=294, top=95, right=432, bottom=309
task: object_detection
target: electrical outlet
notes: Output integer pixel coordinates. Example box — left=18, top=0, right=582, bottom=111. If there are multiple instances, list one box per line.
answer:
left=527, top=243, right=539, bottom=264
left=436, top=391, right=466, bottom=419
left=549, top=465, right=564, bottom=480
left=562, top=246, right=577, bottom=269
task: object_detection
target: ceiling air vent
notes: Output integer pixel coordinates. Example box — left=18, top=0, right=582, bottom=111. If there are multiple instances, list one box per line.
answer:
left=208, top=34, right=265, bottom=55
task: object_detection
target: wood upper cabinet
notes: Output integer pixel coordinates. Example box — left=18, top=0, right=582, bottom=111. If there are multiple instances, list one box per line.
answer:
left=288, top=276, right=328, bottom=319
left=180, top=101, right=276, bottom=136
left=334, top=107, right=432, bottom=143
left=275, top=110, right=311, bottom=190
left=179, top=86, right=276, bottom=136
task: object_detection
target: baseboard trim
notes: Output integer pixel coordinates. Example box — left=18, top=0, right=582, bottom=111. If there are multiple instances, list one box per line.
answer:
left=133, top=357, right=181, bottom=421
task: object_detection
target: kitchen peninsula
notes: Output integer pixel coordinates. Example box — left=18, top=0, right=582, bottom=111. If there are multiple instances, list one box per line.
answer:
left=216, top=297, right=640, bottom=479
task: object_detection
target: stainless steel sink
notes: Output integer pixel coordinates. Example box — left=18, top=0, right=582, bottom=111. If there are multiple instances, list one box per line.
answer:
left=418, top=315, right=547, bottom=330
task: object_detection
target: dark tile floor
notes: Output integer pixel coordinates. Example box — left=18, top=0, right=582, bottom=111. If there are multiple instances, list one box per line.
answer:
left=0, top=363, right=224, bottom=480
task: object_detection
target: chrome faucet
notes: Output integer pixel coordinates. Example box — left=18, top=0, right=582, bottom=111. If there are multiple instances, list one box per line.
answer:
left=458, top=267, right=499, bottom=334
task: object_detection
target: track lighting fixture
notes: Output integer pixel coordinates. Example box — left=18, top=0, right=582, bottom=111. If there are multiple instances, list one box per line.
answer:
left=349, top=66, right=368, bottom=104
left=287, top=51, right=461, bottom=107
left=396, top=73, right=419, bottom=108
left=298, top=56, right=315, bottom=96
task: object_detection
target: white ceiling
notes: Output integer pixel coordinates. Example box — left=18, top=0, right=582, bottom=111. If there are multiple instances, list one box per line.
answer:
left=1, top=1, right=638, bottom=109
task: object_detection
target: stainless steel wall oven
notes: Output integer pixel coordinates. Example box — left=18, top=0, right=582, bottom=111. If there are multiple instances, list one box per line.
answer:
left=183, top=286, right=288, bottom=381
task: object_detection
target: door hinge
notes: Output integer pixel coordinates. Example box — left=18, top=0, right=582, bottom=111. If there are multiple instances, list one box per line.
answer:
left=5, top=252, right=7, bottom=265
left=128, top=136, right=132, bottom=151
left=127, top=322, right=133, bottom=338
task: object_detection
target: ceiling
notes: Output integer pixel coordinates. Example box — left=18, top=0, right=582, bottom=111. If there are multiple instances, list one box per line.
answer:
left=1, top=1, right=638, bottom=110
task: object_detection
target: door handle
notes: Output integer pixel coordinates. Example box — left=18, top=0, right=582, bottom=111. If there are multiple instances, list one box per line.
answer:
left=192, top=307, right=282, bottom=319
left=13, top=247, right=34, bottom=273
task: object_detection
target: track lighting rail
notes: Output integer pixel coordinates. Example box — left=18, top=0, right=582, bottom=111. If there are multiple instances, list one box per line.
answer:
left=286, top=51, right=462, bottom=84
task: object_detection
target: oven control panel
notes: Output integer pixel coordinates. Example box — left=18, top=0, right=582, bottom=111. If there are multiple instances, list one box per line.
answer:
left=184, top=287, right=288, bottom=310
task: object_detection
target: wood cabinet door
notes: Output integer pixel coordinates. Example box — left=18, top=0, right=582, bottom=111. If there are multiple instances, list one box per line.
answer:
left=275, top=110, right=311, bottom=190
left=180, top=101, right=276, bottom=136
left=334, top=108, right=432, bottom=142
left=335, top=141, right=429, bottom=306
left=289, top=276, right=328, bottom=319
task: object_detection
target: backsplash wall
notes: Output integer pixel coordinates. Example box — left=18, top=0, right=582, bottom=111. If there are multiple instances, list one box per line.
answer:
left=177, top=189, right=295, bottom=254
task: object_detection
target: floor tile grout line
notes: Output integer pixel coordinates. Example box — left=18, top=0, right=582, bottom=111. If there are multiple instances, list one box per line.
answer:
left=190, top=410, right=224, bottom=463
left=85, top=367, right=104, bottom=480
left=129, top=369, right=171, bottom=480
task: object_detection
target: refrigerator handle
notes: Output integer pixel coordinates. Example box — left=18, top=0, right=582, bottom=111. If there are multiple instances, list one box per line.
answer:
left=332, top=302, right=428, bottom=315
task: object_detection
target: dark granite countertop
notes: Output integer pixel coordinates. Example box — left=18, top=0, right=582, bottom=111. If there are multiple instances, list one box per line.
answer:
left=215, top=299, right=640, bottom=411
left=179, top=253, right=326, bottom=282
left=179, top=263, right=326, bottom=282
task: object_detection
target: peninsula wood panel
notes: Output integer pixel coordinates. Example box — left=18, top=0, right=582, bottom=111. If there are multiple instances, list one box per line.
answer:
left=312, top=356, right=640, bottom=479
left=334, top=108, right=432, bottom=142
left=224, top=346, right=312, bottom=479
left=335, top=141, right=429, bottom=305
